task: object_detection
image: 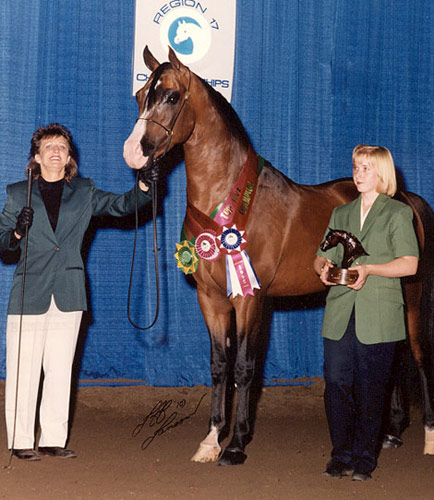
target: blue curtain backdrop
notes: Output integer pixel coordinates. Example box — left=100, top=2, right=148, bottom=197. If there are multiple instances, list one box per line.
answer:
left=0, top=0, right=433, bottom=386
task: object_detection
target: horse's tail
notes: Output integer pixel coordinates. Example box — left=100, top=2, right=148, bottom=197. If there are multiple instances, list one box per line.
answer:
left=417, top=195, right=434, bottom=367
left=399, top=192, right=434, bottom=434
left=403, top=192, right=434, bottom=338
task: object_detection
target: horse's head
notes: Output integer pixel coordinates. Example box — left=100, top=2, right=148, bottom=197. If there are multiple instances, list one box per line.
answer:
left=123, top=46, right=195, bottom=171
left=320, top=228, right=340, bottom=251
left=175, top=20, right=191, bottom=44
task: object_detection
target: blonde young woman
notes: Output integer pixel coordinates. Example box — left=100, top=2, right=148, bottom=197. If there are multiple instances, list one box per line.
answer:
left=314, top=145, right=419, bottom=481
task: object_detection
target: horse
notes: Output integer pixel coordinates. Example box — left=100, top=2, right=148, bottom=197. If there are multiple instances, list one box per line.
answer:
left=123, top=46, right=434, bottom=465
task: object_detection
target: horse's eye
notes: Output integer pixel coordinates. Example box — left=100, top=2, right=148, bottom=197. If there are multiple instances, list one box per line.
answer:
left=166, top=92, right=180, bottom=105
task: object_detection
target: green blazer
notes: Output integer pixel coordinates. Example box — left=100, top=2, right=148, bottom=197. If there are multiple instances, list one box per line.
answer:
left=0, top=177, right=151, bottom=314
left=316, top=193, right=419, bottom=344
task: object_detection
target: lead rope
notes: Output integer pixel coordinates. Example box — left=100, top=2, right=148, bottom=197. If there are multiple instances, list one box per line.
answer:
left=127, top=174, right=160, bottom=330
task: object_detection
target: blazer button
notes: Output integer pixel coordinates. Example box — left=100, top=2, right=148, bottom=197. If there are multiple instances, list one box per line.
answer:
left=54, top=246, right=60, bottom=251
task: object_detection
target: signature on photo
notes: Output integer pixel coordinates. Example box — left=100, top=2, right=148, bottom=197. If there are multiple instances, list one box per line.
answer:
left=132, top=394, right=207, bottom=450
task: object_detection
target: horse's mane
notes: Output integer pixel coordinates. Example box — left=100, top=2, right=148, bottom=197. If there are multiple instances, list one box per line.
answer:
left=199, top=77, right=251, bottom=149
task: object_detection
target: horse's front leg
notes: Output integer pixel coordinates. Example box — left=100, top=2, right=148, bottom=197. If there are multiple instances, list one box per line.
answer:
left=191, top=287, right=233, bottom=463
left=218, top=294, right=265, bottom=466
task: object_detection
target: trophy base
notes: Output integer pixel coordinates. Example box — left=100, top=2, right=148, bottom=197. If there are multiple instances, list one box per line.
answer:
left=327, top=268, right=359, bottom=285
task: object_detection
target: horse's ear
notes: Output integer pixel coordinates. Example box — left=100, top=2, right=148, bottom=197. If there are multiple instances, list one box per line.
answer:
left=168, top=46, right=185, bottom=71
left=143, top=46, right=160, bottom=71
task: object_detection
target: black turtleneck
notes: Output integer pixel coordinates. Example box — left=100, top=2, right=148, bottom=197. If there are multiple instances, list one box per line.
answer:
left=38, top=177, right=65, bottom=232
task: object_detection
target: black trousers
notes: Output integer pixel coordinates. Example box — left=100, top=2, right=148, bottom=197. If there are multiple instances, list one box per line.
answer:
left=323, top=310, right=396, bottom=473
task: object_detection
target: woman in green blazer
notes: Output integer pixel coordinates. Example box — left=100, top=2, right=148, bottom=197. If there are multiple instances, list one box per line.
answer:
left=314, top=145, right=419, bottom=481
left=0, top=124, right=156, bottom=461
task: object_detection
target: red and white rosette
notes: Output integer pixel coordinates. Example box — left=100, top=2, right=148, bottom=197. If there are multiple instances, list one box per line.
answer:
left=195, top=230, right=221, bottom=262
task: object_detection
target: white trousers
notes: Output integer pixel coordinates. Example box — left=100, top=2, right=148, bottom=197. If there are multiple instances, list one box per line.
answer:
left=5, top=296, right=82, bottom=449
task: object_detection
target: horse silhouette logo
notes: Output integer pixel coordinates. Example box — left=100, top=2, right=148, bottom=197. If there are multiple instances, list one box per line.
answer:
left=167, top=16, right=211, bottom=62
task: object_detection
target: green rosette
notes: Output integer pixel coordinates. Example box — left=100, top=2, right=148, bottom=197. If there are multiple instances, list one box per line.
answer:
left=174, top=239, right=199, bottom=275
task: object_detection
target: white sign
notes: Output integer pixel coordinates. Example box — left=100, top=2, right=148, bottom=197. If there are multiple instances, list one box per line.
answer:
left=133, top=0, right=237, bottom=102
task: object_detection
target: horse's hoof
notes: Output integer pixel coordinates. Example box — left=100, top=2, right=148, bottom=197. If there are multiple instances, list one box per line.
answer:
left=191, top=445, right=220, bottom=463
left=424, top=428, right=434, bottom=455
left=217, top=448, right=247, bottom=466
left=382, top=434, right=403, bottom=449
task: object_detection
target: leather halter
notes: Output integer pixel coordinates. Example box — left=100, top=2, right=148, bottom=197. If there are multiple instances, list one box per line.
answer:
left=137, top=67, right=191, bottom=163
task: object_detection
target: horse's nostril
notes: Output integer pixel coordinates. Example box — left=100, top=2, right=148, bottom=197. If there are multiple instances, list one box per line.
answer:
left=141, top=141, right=154, bottom=157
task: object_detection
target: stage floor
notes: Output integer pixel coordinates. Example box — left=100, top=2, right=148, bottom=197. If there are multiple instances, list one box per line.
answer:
left=0, top=379, right=432, bottom=499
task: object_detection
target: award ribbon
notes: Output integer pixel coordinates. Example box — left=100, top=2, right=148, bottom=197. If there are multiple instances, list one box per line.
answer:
left=195, top=230, right=220, bottom=261
left=174, top=240, right=199, bottom=274
left=175, top=146, right=264, bottom=297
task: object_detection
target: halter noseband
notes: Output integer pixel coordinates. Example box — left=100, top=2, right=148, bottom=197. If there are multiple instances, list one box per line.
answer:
left=137, top=67, right=192, bottom=163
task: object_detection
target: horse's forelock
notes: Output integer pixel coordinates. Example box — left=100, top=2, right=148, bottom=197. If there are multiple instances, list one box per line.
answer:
left=147, top=62, right=171, bottom=108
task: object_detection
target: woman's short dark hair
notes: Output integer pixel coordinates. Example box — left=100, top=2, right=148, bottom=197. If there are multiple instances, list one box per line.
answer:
left=27, top=123, right=78, bottom=182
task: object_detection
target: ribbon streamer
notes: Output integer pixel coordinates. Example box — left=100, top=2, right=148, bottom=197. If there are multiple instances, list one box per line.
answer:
left=226, top=251, right=261, bottom=298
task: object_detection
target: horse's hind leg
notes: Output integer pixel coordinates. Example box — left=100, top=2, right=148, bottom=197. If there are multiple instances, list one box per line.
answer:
left=419, top=273, right=434, bottom=454
left=385, top=279, right=434, bottom=454
left=382, top=340, right=411, bottom=449
left=384, top=281, right=422, bottom=448
left=404, top=279, right=434, bottom=454
left=218, top=294, right=265, bottom=466
left=191, top=288, right=233, bottom=463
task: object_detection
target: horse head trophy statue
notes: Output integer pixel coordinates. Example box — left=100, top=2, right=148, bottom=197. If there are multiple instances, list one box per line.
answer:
left=320, top=228, right=369, bottom=285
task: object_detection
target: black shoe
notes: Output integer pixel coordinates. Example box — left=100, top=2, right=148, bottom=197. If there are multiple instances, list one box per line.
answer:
left=352, top=470, right=372, bottom=481
left=322, top=459, right=353, bottom=478
left=38, top=446, right=77, bottom=458
left=12, top=448, right=41, bottom=461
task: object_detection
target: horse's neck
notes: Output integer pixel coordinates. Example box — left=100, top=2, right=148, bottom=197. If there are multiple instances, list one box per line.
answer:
left=335, top=234, right=354, bottom=267
left=342, top=235, right=365, bottom=267
left=184, top=145, right=247, bottom=214
left=334, top=232, right=353, bottom=250
left=342, top=248, right=354, bottom=268
left=183, top=81, right=249, bottom=213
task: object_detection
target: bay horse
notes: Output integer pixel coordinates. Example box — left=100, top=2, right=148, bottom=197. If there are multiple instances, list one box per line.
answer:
left=123, top=46, right=434, bottom=465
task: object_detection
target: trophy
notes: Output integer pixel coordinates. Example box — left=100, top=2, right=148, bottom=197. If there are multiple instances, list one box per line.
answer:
left=320, top=229, right=369, bottom=285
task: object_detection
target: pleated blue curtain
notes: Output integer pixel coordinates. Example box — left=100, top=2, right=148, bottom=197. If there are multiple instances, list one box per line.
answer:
left=0, top=0, right=433, bottom=385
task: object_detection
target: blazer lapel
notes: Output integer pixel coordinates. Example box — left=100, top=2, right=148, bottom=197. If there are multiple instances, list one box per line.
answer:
left=55, top=180, right=75, bottom=239
left=54, top=178, right=92, bottom=243
left=348, top=196, right=362, bottom=238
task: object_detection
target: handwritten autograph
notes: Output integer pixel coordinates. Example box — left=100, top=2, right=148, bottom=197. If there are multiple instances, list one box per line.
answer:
left=132, top=393, right=207, bottom=450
